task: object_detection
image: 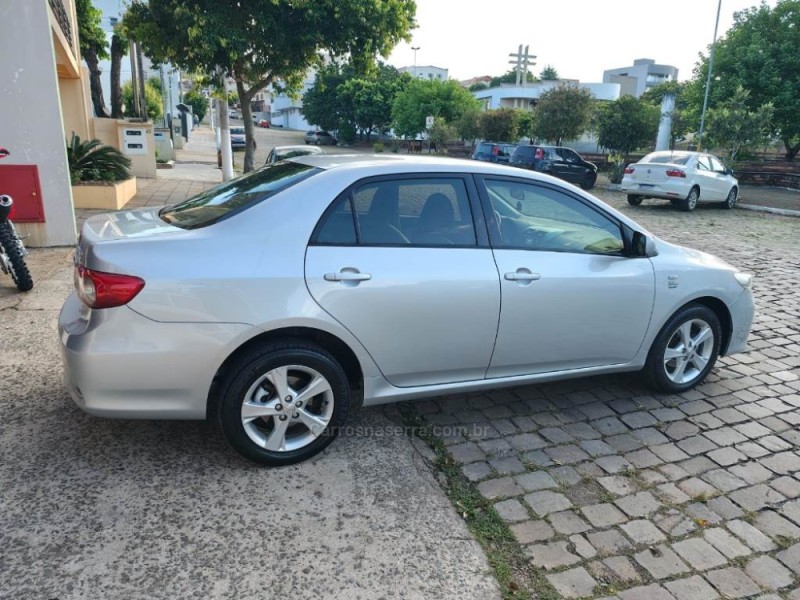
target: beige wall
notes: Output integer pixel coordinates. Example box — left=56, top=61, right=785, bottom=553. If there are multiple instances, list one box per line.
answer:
left=92, top=118, right=157, bottom=179
left=59, top=71, right=93, bottom=141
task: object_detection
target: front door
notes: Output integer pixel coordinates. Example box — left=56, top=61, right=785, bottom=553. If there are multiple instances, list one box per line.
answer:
left=305, top=175, right=501, bottom=387
left=478, top=177, right=655, bottom=378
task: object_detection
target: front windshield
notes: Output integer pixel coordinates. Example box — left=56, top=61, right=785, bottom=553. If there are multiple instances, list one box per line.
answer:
left=160, top=162, right=320, bottom=229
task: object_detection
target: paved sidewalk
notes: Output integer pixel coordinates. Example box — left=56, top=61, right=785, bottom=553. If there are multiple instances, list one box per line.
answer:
left=423, top=192, right=800, bottom=599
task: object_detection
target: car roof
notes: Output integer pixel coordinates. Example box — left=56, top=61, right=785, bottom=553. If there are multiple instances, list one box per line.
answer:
left=644, top=150, right=700, bottom=159
left=273, top=145, right=321, bottom=152
left=289, top=153, right=538, bottom=174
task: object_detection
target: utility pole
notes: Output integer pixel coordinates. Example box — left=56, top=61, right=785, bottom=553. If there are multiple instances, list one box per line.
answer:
left=411, top=46, right=420, bottom=78
left=698, top=0, right=722, bottom=150
left=217, top=67, right=234, bottom=181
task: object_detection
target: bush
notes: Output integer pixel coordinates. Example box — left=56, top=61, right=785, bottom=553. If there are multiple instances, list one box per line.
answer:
left=606, top=154, right=626, bottom=185
left=66, top=133, right=131, bottom=184
left=373, top=141, right=385, bottom=153
left=337, top=121, right=356, bottom=145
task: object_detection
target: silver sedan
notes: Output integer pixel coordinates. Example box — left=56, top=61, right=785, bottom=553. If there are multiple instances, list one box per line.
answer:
left=59, top=155, right=754, bottom=465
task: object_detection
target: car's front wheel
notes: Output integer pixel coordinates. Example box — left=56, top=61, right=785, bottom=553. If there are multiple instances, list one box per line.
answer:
left=627, top=194, right=643, bottom=206
left=721, top=187, right=738, bottom=209
left=644, top=304, right=721, bottom=393
left=680, top=187, right=700, bottom=212
left=219, top=342, right=350, bottom=466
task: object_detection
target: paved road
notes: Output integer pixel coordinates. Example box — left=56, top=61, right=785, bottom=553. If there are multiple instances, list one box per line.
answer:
left=422, top=192, right=800, bottom=598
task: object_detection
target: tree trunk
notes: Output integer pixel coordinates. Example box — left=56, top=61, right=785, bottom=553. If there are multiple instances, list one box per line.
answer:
left=783, top=138, right=799, bottom=160
left=83, top=46, right=110, bottom=118
left=110, top=35, right=125, bottom=119
left=236, top=79, right=257, bottom=172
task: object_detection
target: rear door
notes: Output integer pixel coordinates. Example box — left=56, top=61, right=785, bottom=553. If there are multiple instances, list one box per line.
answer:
left=477, top=176, right=655, bottom=377
left=305, top=175, right=501, bottom=387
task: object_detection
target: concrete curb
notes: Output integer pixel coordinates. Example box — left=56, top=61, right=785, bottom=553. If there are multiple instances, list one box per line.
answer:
left=737, top=203, right=800, bottom=218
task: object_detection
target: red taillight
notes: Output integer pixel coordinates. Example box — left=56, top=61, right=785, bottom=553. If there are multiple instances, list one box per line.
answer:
left=534, top=148, right=544, bottom=159
left=624, top=166, right=635, bottom=174
left=74, top=265, right=145, bottom=309
left=666, top=169, right=686, bottom=178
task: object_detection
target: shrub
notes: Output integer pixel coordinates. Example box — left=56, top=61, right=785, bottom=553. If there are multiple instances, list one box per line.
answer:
left=373, top=141, right=385, bottom=153
left=606, top=154, right=626, bottom=185
left=66, top=133, right=132, bottom=184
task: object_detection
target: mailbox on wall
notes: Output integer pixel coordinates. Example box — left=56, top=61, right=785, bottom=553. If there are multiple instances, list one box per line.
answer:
left=122, top=128, right=147, bottom=155
left=0, top=164, right=45, bottom=222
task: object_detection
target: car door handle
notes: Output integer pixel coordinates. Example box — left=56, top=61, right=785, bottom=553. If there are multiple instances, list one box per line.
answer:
left=504, top=270, right=541, bottom=281
left=324, top=270, right=372, bottom=282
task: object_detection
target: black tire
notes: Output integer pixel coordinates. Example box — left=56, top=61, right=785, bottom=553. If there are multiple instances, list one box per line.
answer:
left=644, top=303, right=721, bottom=393
left=720, top=187, right=738, bottom=209
left=580, top=172, right=597, bottom=190
left=218, top=341, right=350, bottom=466
left=0, top=222, right=33, bottom=292
left=680, top=186, right=700, bottom=212
left=627, top=194, right=643, bottom=206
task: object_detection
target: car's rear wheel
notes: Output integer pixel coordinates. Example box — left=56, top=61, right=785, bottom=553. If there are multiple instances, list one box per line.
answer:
left=680, top=187, right=700, bottom=212
left=219, top=342, right=350, bottom=466
left=644, top=304, right=721, bottom=393
left=627, top=194, right=643, bottom=206
left=720, top=187, right=738, bottom=209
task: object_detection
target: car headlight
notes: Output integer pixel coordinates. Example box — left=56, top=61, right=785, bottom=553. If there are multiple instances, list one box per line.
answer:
left=733, top=272, right=753, bottom=288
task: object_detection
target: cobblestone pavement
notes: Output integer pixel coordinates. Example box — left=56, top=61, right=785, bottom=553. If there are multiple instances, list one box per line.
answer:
left=418, top=194, right=800, bottom=599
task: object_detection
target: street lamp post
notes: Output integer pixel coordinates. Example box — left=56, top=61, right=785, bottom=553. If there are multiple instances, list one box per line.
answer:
left=698, top=0, right=722, bottom=150
left=411, top=46, right=420, bottom=78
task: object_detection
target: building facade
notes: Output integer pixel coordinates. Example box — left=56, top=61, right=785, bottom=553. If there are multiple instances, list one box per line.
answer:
left=397, top=65, right=448, bottom=81
left=473, top=80, right=621, bottom=111
left=603, top=58, right=678, bottom=98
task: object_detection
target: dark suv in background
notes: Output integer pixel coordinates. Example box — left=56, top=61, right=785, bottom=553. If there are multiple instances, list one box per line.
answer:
left=510, top=145, right=598, bottom=189
left=472, top=142, right=516, bottom=164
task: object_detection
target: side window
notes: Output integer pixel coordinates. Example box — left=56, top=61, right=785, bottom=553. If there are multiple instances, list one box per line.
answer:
left=351, top=178, right=477, bottom=246
left=562, top=149, right=579, bottom=163
left=709, top=157, right=725, bottom=172
left=484, top=179, right=624, bottom=255
left=315, top=197, right=357, bottom=245
left=697, top=157, right=712, bottom=171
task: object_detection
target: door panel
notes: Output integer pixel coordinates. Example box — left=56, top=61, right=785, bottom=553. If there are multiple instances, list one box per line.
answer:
left=306, top=247, right=500, bottom=386
left=488, top=250, right=655, bottom=377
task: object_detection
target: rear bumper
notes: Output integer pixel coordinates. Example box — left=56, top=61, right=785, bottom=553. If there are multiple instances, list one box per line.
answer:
left=621, top=179, right=692, bottom=199
left=59, top=292, right=255, bottom=419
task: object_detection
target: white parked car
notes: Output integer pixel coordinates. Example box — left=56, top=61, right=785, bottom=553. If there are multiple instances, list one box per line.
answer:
left=621, top=151, right=738, bottom=212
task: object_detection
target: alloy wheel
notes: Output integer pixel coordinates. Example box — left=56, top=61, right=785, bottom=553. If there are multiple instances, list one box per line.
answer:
left=663, top=318, right=715, bottom=385
left=240, top=365, right=334, bottom=452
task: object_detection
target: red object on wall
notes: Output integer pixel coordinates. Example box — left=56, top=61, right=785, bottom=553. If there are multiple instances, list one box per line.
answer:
left=0, top=165, right=46, bottom=222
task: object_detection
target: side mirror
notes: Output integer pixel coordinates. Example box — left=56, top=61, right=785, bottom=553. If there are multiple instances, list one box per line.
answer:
left=632, top=231, right=658, bottom=258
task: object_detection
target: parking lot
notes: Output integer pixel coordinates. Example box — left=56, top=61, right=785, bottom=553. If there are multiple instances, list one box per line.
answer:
left=1, top=172, right=798, bottom=599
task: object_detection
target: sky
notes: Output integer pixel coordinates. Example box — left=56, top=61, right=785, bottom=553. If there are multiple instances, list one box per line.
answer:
left=387, top=0, right=778, bottom=83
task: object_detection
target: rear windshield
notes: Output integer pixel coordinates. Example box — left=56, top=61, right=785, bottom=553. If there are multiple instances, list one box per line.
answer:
left=475, top=143, right=493, bottom=153
left=513, top=146, right=535, bottom=158
left=159, top=162, right=320, bottom=229
left=231, top=127, right=245, bottom=135
left=642, top=154, right=691, bottom=165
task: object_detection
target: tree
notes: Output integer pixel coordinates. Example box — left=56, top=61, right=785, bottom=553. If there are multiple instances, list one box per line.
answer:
left=706, top=86, right=773, bottom=163
left=595, top=96, right=659, bottom=158
left=455, top=107, right=481, bottom=146
left=478, top=108, right=520, bottom=142
left=184, top=88, right=210, bottom=123
left=428, top=118, right=457, bottom=153
left=75, top=0, right=110, bottom=117
left=392, top=79, right=480, bottom=138
left=303, top=62, right=409, bottom=141
left=489, top=69, right=536, bottom=87
left=534, top=85, right=593, bottom=146
left=688, top=0, right=800, bottom=159
left=516, top=110, right=537, bottom=143
left=122, top=80, right=163, bottom=121
left=109, top=26, right=129, bottom=118
left=540, top=65, right=559, bottom=81
left=469, top=82, right=488, bottom=92
left=125, top=0, right=416, bottom=172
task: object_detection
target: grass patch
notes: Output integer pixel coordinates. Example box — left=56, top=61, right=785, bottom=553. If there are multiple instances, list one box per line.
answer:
left=775, top=535, right=793, bottom=550
left=399, top=403, right=560, bottom=600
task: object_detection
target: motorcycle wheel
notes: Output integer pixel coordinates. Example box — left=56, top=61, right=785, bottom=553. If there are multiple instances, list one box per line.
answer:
left=0, top=222, right=33, bottom=292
